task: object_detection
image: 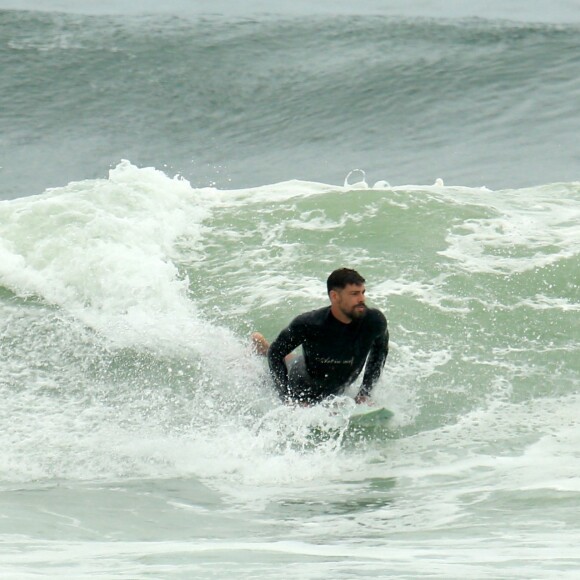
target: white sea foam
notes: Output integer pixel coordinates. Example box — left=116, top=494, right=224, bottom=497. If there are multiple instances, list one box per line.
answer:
left=439, top=185, right=580, bottom=275
left=0, top=161, right=216, bottom=350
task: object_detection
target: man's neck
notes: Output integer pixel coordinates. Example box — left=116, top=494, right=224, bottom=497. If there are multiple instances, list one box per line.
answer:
left=330, top=305, right=352, bottom=324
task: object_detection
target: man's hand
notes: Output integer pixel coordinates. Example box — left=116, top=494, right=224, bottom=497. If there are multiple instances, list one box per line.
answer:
left=355, top=394, right=373, bottom=405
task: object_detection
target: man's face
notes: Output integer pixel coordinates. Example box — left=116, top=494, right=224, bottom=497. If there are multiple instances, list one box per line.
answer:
left=332, top=283, right=367, bottom=321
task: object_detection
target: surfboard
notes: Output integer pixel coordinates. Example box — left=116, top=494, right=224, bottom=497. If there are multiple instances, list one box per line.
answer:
left=344, top=406, right=395, bottom=440
left=308, top=405, right=394, bottom=443
left=348, top=405, right=394, bottom=428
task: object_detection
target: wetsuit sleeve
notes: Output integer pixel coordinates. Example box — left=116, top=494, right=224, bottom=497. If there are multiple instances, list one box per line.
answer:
left=267, top=318, right=307, bottom=397
left=358, top=326, right=389, bottom=398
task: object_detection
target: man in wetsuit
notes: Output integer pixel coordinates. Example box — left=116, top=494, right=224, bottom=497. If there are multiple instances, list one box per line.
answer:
left=253, top=268, right=388, bottom=405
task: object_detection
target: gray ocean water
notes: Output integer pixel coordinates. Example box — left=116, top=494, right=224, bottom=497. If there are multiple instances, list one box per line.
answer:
left=1, top=1, right=579, bottom=578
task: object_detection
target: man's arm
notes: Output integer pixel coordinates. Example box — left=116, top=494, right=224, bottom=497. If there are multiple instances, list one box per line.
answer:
left=267, top=321, right=305, bottom=398
left=357, top=327, right=389, bottom=401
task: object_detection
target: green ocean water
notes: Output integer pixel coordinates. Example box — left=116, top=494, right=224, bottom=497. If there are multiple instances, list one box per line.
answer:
left=1, top=162, right=578, bottom=578
left=2, top=7, right=580, bottom=198
left=1, top=2, right=580, bottom=577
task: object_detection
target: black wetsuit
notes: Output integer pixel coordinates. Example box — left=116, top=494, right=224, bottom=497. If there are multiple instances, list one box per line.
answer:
left=268, top=306, right=389, bottom=404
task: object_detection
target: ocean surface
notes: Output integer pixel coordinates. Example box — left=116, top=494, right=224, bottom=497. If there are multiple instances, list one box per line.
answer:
left=1, top=1, right=579, bottom=578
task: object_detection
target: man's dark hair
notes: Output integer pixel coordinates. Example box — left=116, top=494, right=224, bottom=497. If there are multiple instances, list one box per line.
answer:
left=327, top=268, right=366, bottom=294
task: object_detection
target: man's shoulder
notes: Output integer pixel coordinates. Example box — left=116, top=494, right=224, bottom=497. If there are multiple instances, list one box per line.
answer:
left=365, top=307, right=387, bottom=329
left=291, top=306, right=330, bottom=328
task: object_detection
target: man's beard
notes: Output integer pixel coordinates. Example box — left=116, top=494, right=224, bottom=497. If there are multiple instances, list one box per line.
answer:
left=343, top=303, right=367, bottom=321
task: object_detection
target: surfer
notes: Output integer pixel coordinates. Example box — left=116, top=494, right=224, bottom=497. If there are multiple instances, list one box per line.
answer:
left=252, top=268, right=389, bottom=405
